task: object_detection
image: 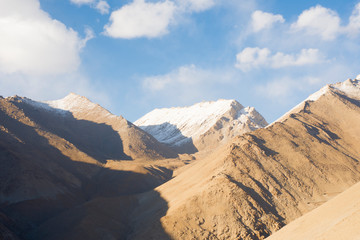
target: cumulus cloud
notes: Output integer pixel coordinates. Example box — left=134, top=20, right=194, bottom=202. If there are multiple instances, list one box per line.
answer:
left=95, top=0, right=110, bottom=14
left=251, top=10, right=284, bottom=32
left=70, top=0, right=110, bottom=14
left=347, top=3, right=360, bottom=37
left=104, top=0, right=176, bottom=39
left=291, top=5, right=341, bottom=40
left=235, top=47, right=324, bottom=71
left=0, top=0, right=92, bottom=76
left=104, top=0, right=217, bottom=39
left=0, top=0, right=108, bottom=105
left=290, top=3, right=360, bottom=40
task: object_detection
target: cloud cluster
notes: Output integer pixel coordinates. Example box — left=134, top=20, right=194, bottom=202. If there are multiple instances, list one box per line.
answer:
left=104, top=0, right=176, bottom=39
left=70, top=0, right=110, bottom=14
left=104, top=0, right=215, bottom=39
left=251, top=10, right=284, bottom=32
left=235, top=48, right=324, bottom=71
left=0, top=0, right=93, bottom=76
left=291, top=4, right=360, bottom=40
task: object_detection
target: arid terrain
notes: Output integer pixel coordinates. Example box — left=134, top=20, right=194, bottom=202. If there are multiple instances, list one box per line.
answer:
left=1, top=78, right=360, bottom=239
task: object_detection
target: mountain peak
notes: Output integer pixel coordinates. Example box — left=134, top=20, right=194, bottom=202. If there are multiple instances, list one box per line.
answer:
left=135, top=99, right=267, bottom=153
left=45, top=93, right=112, bottom=116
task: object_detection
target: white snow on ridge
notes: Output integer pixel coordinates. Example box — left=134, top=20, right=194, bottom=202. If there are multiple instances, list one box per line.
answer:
left=135, top=99, right=266, bottom=146
left=307, top=78, right=360, bottom=102
left=331, top=79, right=360, bottom=99
left=270, top=78, right=360, bottom=126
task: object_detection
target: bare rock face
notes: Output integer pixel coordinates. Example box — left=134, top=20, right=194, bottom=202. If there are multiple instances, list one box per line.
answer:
left=130, top=79, right=360, bottom=239
left=135, top=99, right=268, bottom=154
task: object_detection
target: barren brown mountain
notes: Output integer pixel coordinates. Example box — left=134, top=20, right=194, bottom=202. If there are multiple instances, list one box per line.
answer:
left=129, top=78, right=360, bottom=239
left=1, top=78, right=360, bottom=240
left=0, top=94, right=181, bottom=239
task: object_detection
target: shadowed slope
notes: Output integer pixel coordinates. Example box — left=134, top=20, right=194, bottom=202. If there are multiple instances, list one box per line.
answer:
left=0, top=95, right=178, bottom=239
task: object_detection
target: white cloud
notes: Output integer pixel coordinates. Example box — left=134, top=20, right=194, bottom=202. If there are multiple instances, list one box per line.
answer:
left=291, top=5, right=341, bottom=40
left=0, top=0, right=108, bottom=107
left=104, top=0, right=176, bottom=39
left=347, top=3, right=360, bottom=37
left=176, top=0, right=216, bottom=12
left=70, top=0, right=110, bottom=14
left=104, top=0, right=218, bottom=39
left=235, top=47, right=324, bottom=71
left=96, top=0, right=110, bottom=14
left=251, top=10, right=284, bottom=32
left=0, top=0, right=92, bottom=76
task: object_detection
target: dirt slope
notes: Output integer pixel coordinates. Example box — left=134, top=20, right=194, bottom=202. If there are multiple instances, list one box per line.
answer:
left=266, top=181, right=360, bottom=240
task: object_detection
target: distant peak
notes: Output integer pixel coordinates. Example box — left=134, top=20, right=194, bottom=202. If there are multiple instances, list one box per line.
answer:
left=46, top=93, right=113, bottom=116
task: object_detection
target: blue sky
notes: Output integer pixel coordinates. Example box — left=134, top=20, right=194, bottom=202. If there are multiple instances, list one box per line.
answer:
left=1, top=0, right=360, bottom=123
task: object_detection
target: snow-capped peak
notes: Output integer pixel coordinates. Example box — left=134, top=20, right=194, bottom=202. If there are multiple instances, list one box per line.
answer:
left=271, top=77, right=360, bottom=125
left=46, top=93, right=100, bottom=112
left=135, top=99, right=267, bottom=147
left=307, top=78, right=360, bottom=101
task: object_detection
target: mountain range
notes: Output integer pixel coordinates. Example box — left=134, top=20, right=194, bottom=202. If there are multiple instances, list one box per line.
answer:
left=0, top=77, right=360, bottom=239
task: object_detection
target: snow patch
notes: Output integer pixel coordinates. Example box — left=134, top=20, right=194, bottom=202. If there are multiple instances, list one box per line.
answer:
left=331, top=79, right=360, bottom=98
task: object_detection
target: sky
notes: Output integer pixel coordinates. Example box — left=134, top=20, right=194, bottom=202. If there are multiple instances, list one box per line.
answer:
left=1, top=0, right=360, bottom=123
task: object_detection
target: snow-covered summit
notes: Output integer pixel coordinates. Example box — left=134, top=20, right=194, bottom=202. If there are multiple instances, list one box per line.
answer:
left=308, top=78, right=360, bottom=101
left=135, top=99, right=267, bottom=149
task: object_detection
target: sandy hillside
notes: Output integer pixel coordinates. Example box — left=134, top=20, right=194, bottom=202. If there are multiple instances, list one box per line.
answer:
left=266, top=181, right=360, bottom=240
left=129, top=78, right=360, bottom=239
left=135, top=99, right=267, bottom=154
